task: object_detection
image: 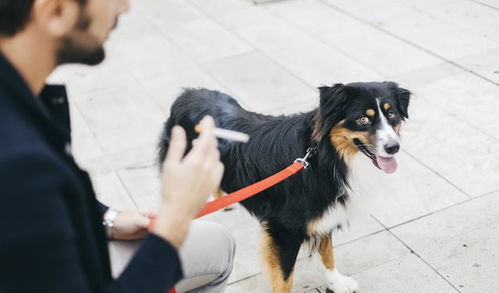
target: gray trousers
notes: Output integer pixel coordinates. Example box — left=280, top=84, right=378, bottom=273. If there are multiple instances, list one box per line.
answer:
left=109, top=221, right=236, bottom=293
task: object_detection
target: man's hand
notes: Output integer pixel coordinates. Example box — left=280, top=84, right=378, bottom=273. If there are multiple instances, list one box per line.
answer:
left=153, top=116, right=224, bottom=249
left=111, top=210, right=156, bottom=240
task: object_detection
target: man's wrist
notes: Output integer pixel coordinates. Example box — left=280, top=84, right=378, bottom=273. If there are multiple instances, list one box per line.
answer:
left=153, top=204, right=193, bottom=249
left=103, top=209, right=120, bottom=239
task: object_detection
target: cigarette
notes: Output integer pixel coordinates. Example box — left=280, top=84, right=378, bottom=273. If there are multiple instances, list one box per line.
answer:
left=195, top=125, right=250, bottom=143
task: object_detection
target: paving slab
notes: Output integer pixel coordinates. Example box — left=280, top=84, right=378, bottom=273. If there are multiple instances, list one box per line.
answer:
left=203, top=51, right=314, bottom=111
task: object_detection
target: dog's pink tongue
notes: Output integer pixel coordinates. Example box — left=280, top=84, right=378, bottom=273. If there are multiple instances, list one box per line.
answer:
left=376, top=156, right=398, bottom=174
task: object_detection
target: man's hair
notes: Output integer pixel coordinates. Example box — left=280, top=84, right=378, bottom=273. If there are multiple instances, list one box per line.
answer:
left=0, top=0, right=86, bottom=36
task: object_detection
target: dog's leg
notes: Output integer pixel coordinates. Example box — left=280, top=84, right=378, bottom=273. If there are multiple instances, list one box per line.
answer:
left=213, top=189, right=234, bottom=211
left=318, top=235, right=358, bottom=293
left=262, top=228, right=303, bottom=293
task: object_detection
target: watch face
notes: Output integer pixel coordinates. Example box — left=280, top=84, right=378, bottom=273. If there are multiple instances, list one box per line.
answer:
left=104, top=210, right=119, bottom=223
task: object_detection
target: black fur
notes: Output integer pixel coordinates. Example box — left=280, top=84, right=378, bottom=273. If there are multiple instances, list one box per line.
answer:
left=158, top=82, right=410, bottom=281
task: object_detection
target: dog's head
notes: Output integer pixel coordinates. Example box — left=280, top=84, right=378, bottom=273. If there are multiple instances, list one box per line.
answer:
left=313, top=82, right=411, bottom=174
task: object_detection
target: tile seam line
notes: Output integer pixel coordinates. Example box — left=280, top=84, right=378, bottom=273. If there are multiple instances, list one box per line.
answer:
left=66, top=89, right=107, bottom=154
left=414, top=0, right=499, bottom=44
left=131, top=7, right=238, bottom=100
left=153, top=30, right=314, bottom=108
left=115, top=171, right=140, bottom=209
left=383, top=187, right=499, bottom=231
left=143, top=21, right=233, bottom=91
left=372, top=215, right=463, bottom=293
left=401, top=149, right=473, bottom=199
left=317, top=0, right=499, bottom=88
left=413, top=93, right=499, bottom=144
left=469, top=0, right=499, bottom=11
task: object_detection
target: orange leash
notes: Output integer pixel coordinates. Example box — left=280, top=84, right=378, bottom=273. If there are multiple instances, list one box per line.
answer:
left=196, top=161, right=305, bottom=218
left=154, top=148, right=316, bottom=293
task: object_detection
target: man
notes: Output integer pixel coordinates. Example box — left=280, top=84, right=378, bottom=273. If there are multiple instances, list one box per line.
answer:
left=0, top=0, right=235, bottom=292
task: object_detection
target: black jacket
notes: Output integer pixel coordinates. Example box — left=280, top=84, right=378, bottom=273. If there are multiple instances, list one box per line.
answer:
left=0, top=52, right=182, bottom=293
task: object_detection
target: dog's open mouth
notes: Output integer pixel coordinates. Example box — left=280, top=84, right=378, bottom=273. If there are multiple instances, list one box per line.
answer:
left=353, top=139, right=398, bottom=174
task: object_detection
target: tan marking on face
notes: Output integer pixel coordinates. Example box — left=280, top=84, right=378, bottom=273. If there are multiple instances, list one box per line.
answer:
left=394, top=123, right=402, bottom=135
left=318, top=236, right=335, bottom=270
left=262, top=228, right=294, bottom=293
left=329, top=121, right=372, bottom=161
left=365, top=109, right=375, bottom=117
left=384, top=103, right=391, bottom=111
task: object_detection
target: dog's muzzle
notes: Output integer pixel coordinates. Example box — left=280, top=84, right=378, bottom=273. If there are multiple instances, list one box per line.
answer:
left=353, top=138, right=380, bottom=169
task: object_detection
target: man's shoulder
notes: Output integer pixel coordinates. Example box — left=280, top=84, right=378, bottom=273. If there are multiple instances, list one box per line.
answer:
left=0, top=88, right=50, bottom=156
left=0, top=94, right=60, bottom=172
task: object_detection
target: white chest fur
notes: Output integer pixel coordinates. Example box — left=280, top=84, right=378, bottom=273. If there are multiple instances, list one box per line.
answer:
left=308, top=154, right=388, bottom=236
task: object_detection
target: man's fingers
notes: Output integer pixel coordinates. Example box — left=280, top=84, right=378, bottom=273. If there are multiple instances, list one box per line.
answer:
left=164, top=126, right=187, bottom=165
left=214, top=162, right=225, bottom=182
left=138, top=210, right=157, bottom=219
left=137, top=216, right=151, bottom=228
left=187, top=116, right=217, bottom=160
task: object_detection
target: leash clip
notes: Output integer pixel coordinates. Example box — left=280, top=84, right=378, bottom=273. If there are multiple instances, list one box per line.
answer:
left=294, top=147, right=317, bottom=169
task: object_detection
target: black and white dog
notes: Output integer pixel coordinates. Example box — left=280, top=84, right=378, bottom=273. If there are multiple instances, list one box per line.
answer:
left=159, top=82, right=411, bottom=293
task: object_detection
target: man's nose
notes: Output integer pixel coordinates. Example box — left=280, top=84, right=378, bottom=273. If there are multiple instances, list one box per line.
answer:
left=384, top=143, right=400, bottom=155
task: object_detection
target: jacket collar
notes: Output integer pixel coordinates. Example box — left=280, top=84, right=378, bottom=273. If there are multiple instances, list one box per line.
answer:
left=0, top=51, right=72, bottom=148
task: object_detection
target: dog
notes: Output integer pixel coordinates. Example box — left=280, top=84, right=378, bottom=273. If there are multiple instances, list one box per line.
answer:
left=158, top=82, right=411, bottom=293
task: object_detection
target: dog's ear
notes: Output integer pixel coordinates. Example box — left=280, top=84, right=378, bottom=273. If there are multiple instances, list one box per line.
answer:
left=319, top=83, right=346, bottom=108
left=385, top=82, right=411, bottom=119
left=396, top=87, right=411, bottom=119
left=314, top=83, right=348, bottom=139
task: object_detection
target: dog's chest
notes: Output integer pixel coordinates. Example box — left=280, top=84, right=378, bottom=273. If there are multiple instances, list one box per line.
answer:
left=308, top=155, right=385, bottom=236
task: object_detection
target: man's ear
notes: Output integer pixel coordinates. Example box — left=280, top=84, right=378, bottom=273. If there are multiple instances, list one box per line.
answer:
left=32, top=0, right=80, bottom=37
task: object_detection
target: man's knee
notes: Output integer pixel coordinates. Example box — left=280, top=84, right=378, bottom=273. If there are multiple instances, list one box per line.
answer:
left=176, top=221, right=236, bottom=292
left=180, top=221, right=236, bottom=276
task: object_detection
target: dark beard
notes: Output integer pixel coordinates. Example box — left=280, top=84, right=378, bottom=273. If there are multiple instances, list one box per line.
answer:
left=56, top=11, right=107, bottom=66
left=57, top=33, right=105, bottom=65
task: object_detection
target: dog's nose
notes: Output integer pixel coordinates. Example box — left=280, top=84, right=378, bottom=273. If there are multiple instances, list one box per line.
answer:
left=384, top=143, right=400, bottom=155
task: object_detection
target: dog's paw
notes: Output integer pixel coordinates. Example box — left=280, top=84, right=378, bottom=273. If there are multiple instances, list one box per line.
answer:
left=325, top=269, right=359, bottom=293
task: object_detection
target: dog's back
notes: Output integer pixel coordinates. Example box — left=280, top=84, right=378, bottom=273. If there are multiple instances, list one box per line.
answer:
left=158, top=88, right=245, bottom=163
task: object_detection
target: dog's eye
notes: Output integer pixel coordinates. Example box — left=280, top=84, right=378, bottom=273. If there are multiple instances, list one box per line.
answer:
left=358, top=116, right=371, bottom=125
left=387, top=110, right=396, bottom=120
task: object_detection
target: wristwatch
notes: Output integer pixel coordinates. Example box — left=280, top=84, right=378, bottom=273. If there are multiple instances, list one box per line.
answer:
left=103, top=209, right=119, bottom=239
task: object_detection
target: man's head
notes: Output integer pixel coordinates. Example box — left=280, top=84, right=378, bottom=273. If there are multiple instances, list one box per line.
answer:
left=0, top=0, right=129, bottom=65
